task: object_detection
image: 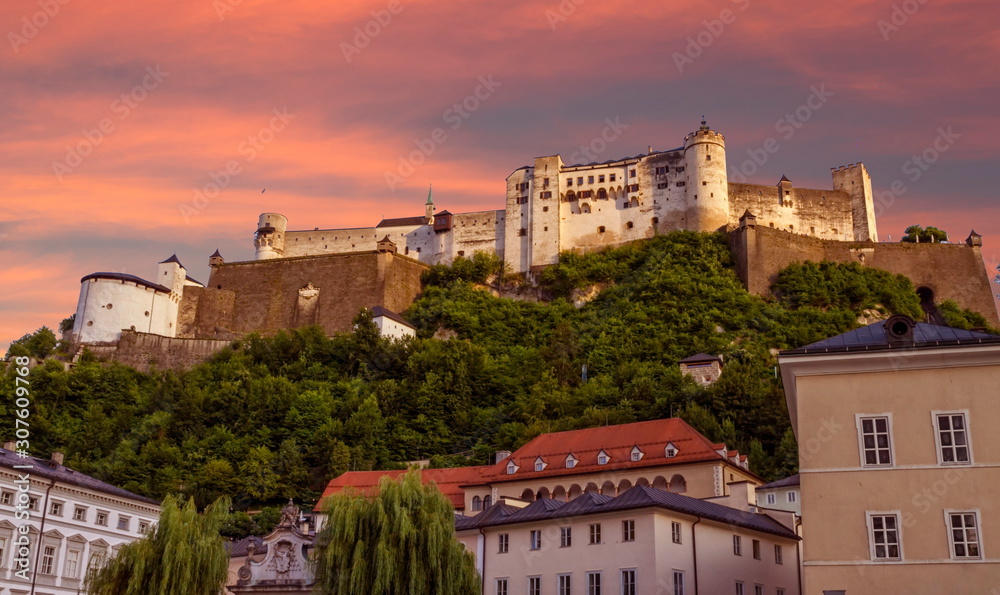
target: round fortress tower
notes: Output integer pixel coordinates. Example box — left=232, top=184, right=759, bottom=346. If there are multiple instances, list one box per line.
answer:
left=683, top=119, right=729, bottom=232
left=254, top=212, right=288, bottom=260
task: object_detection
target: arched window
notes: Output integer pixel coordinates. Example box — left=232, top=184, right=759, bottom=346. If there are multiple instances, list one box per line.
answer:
left=520, top=488, right=535, bottom=501
left=483, top=495, right=492, bottom=508
left=580, top=202, right=591, bottom=214
left=597, top=188, right=608, bottom=199
left=472, top=496, right=482, bottom=511
left=668, top=474, right=687, bottom=493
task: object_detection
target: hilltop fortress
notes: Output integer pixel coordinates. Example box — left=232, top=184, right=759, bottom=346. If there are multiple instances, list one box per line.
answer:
left=253, top=119, right=878, bottom=272
left=69, top=120, right=999, bottom=369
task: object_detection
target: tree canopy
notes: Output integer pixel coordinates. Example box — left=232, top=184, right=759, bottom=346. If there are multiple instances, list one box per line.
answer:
left=313, top=470, right=479, bottom=594
left=87, top=495, right=229, bottom=595
left=902, top=225, right=948, bottom=243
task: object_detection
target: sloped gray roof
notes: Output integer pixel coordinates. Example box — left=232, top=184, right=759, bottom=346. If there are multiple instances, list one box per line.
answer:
left=461, top=486, right=797, bottom=540
left=758, top=474, right=799, bottom=490
left=782, top=321, right=999, bottom=355
left=80, top=272, right=170, bottom=294
left=0, top=448, right=159, bottom=506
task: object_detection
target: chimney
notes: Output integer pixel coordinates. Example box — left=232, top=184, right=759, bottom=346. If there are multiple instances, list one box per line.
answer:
left=495, top=450, right=512, bottom=464
left=3, top=441, right=15, bottom=451
left=726, top=481, right=756, bottom=511
left=51, top=452, right=65, bottom=466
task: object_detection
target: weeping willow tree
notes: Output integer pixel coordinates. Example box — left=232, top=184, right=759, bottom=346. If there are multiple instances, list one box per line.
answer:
left=87, top=495, right=230, bottom=595
left=313, top=470, right=479, bottom=594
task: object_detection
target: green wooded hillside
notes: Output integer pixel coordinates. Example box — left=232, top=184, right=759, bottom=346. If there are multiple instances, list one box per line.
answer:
left=4, top=231, right=989, bottom=529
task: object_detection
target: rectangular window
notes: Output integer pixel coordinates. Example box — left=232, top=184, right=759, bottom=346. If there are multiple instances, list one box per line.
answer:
left=544, top=177, right=550, bottom=188
left=655, top=166, right=667, bottom=175
left=629, top=169, right=636, bottom=178
left=588, top=176, right=594, bottom=184
left=868, top=513, right=901, bottom=560
left=735, top=582, right=745, bottom=595
left=65, top=550, right=80, bottom=578
left=677, top=166, right=685, bottom=172
left=559, top=574, right=572, bottom=595
left=766, top=493, right=776, bottom=505
left=774, top=544, right=783, bottom=564
left=936, top=412, right=971, bottom=464
left=628, top=184, right=639, bottom=192
left=671, top=522, right=682, bottom=544
left=530, top=530, right=541, bottom=550
left=0, top=491, right=11, bottom=505
left=787, top=491, right=797, bottom=503
left=117, top=515, right=130, bottom=531
left=0, top=537, right=6, bottom=568
left=733, top=535, right=742, bottom=556
left=752, top=539, right=760, bottom=560
left=947, top=511, right=981, bottom=558
left=561, top=526, right=572, bottom=547
left=528, top=576, right=541, bottom=595
left=567, top=178, right=574, bottom=186
left=621, top=569, right=636, bottom=595
left=50, top=501, right=63, bottom=516
left=676, top=181, right=686, bottom=187
left=540, top=191, right=553, bottom=199
left=580, top=190, right=593, bottom=198
left=859, top=415, right=893, bottom=466
left=777, top=589, right=786, bottom=595
left=657, top=182, right=669, bottom=189
left=587, top=571, right=602, bottom=595
left=40, top=545, right=56, bottom=575
left=96, top=511, right=108, bottom=526
left=672, top=570, right=685, bottom=595
left=754, top=586, right=763, bottom=595
left=498, top=533, right=509, bottom=553
left=589, top=523, right=602, bottom=544
left=577, top=177, right=584, bottom=185
left=496, top=578, right=509, bottom=595
left=599, top=175, right=605, bottom=183
left=622, top=520, right=635, bottom=542
left=74, top=507, right=87, bottom=521
left=610, top=173, right=617, bottom=182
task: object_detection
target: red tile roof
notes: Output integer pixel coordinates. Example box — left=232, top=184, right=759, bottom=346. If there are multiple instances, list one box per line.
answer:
left=480, top=418, right=733, bottom=484
left=316, top=466, right=490, bottom=511
left=316, top=418, right=753, bottom=511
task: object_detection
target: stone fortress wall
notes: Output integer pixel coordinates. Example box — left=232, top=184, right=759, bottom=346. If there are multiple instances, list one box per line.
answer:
left=67, top=119, right=998, bottom=370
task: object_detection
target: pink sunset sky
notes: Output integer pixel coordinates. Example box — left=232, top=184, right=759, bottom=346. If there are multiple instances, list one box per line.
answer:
left=2, top=0, right=998, bottom=351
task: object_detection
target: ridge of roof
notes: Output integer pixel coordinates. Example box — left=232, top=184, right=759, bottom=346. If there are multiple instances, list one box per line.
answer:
left=781, top=320, right=1000, bottom=355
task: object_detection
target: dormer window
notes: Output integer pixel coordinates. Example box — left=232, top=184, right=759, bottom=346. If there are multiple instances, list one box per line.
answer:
left=630, top=446, right=644, bottom=462
left=507, top=461, right=518, bottom=475
left=566, top=454, right=578, bottom=469
left=534, top=457, right=547, bottom=472
left=597, top=450, right=609, bottom=465
left=665, top=442, right=678, bottom=458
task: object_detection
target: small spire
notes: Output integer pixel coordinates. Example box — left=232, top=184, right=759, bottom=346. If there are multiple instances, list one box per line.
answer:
left=210, top=249, right=222, bottom=258
left=699, top=116, right=710, bottom=132
left=425, top=184, right=434, bottom=205
left=159, top=254, right=184, bottom=268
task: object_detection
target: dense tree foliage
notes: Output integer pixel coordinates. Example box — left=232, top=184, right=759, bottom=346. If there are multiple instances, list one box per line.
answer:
left=902, top=225, right=948, bottom=243
left=5, top=231, right=992, bottom=531
left=313, top=470, right=479, bottom=594
left=87, top=495, right=229, bottom=595
left=6, top=326, right=58, bottom=359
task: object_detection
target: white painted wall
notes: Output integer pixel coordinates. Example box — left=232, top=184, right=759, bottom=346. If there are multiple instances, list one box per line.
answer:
left=373, top=316, right=415, bottom=341
left=72, top=278, right=178, bottom=343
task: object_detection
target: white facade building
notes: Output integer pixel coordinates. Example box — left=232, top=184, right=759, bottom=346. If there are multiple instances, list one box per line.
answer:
left=70, top=255, right=202, bottom=344
left=755, top=474, right=801, bottom=517
left=0, top=446, right=160, bottom=594
left=371, top=306, right=416, bottom=340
